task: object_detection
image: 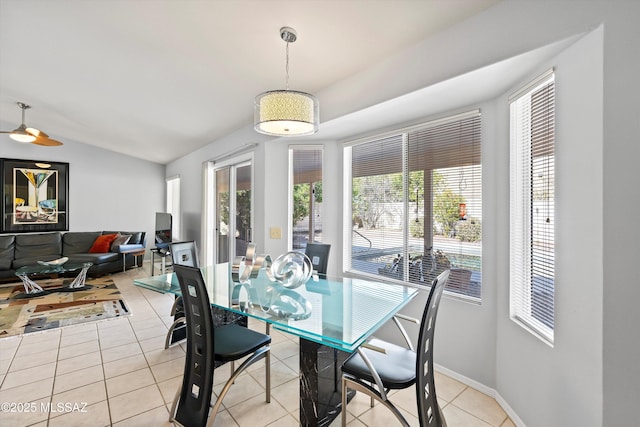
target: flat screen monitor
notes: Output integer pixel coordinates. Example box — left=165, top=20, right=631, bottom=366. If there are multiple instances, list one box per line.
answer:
left=155, top=212, right=172, bottom=249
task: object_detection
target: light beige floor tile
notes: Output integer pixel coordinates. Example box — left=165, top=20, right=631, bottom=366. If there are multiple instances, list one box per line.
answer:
left=0, top=376, right=54, bottom=402
left=501, top=417, right=516, bottom=427
left=270, top=378, right=299, bottom=412
left=56, top=351, right=103, bottom=375
left=50, top=380, right=107, bottom=412
left=144, top=345, right=185, bottom=366
left=57, top=340, right=100, bottom=361
left=138, top=334, right=167, bottom=353
left=112, top=405, right=174, bottom=427
left=0, top=336, right=21, bottom=360
left=133, top=325, right=168, bottom=341
left=266, top=413, right=299, bottom=427
left=20, top=329, right=60, bottom=345
left=157, top=375, right=182, bottom=404
left=128, top=317, right=167, bottom=331
left=442, top=404, right=493, bottom=427
left=249, top=359, right=297, bottom=389
left=53, top=364, right=104, bottom=395
left=98, top=324, right=135, bottom=340
left=59, top=329, right=99, bottom=348
left=99, top=331, right=138, bottom=350
left=0, top=358, right=9, bottom=375
left=451, top=387, right=507, bottom=426
left=8, top=348, right=58, bottom=372
left=101, top=342, right=142, bottom=364
left=0, top=397, right=50, bottom=426
left=108, top=384, right=165, bottom=423
left=48, top=400, right=111, bottom=427
left=96, top=316, right=130, bottom=331
left=214, top=372, right=266, bottom=409
left=15, top=337, right=59, bottom=357
left=60, top=322, right=97, bottom=337
left=435, top=371, right=467, bottom=403
left=279, top=353, right=299, bottom=373
left=344, top=390, right=377, bottom=418
left=208, top=408, right=237, bottom=427
left=357, top=401, right=420, bottom=427
left=103, top=353, right=148, bottom=379
left=390, top=386, right=419, bottom=414
left=1, top=361, right=56, bottom=390
left=227, top=393, right=288, bottom=427
left=106, top=367, right=156, bottom=398
left=270, top=340, right=299, bottom=361
left=149, top=357, right=185, bottom=383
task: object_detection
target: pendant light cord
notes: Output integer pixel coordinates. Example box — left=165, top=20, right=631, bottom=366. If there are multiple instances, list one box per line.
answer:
left=285, top=41, right=290, bottom=90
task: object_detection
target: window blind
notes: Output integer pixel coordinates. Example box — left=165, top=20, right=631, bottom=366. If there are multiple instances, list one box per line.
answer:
left=510, top=72, right=555, bottom=344
left=346, top=111, right=482, bottom=299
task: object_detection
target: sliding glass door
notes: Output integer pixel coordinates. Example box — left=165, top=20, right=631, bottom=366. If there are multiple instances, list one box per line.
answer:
left=204, top=157, right=253, bottom=266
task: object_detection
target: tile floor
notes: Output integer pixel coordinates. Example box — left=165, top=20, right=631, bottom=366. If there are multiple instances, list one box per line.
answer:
left=0, top=267, right=514, bottom=427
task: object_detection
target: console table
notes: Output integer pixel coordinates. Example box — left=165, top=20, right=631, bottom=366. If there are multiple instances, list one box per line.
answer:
left=134, top=263, right=417, bottom=426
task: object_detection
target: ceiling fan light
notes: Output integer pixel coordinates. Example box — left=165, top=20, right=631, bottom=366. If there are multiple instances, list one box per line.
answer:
left=254, top=90, right=319, bottom=136
left=9, top=125, right=36, bottom=143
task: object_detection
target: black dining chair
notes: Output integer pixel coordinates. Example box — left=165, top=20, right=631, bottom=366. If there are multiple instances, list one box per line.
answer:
left=164, top=241, right=199, bottom=349
left=341, top=269, right=451, bottom=427
left=169, top=264, right=271, bottom=427
left=304, top=242, right=331, bottom=276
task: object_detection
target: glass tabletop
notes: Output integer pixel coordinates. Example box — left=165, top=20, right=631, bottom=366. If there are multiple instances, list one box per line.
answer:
left=15, top=261, right=93, bottom=276
left=134, top=263, right=418, bottom=352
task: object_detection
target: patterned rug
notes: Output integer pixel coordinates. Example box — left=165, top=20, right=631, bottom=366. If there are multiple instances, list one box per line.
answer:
left=0, top=276, right=130, bottom=338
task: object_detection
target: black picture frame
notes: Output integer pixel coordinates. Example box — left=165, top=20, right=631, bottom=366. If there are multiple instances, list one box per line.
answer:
left=0, top=158, right=69, bottom=233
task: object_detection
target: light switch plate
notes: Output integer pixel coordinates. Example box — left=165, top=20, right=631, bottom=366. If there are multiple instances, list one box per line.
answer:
left=270, top=227, right=282, bottom=239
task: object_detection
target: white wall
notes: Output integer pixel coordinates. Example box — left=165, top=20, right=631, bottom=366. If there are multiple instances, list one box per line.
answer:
left=0, top=134, right=165, bottom=253
left=166, top=1, right=640, bottom=426
left=495, top=27, right=604, bottom=427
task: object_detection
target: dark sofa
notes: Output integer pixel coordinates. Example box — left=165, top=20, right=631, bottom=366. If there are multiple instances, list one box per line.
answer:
left=0, top=231, right=146, bottom=281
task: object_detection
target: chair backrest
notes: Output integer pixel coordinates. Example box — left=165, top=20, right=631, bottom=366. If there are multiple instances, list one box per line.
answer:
left=173, top=264, right=215, bottom=427
left=170, top=241, right=200, bottom=267
left=304, top=243, right=331, bottom=275
left=416, top=268, right=450, bottom=427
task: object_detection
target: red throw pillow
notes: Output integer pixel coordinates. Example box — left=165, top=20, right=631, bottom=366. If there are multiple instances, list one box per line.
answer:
left=89, top=233, right=119, bottom=253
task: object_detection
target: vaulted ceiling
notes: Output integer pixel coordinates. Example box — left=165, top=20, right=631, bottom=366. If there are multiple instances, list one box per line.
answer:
left=0, top=0, right=502, bottom=164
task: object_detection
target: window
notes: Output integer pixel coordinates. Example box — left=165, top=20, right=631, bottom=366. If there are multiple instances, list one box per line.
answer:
left=289, top=146, right=323, bottom=250
left=166, top=175, right=180, bottom=241
left=509, top=70, right=555, bottom=344
left=345, top=111, right=482, bottom=299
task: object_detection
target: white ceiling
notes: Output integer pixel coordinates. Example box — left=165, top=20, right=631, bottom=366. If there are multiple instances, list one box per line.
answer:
left=0, top=0, right=505, bottom=164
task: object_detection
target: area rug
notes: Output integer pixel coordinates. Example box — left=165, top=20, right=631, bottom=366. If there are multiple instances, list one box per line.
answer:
left=0, top=276, right=130, bottom=338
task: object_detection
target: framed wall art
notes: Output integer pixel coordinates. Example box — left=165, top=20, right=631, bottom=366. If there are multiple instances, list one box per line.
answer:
left=0, top=158, right=69, bottom=233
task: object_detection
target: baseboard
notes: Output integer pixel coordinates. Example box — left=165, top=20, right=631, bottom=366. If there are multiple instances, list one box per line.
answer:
left=434, top=363, right=526, bottom=427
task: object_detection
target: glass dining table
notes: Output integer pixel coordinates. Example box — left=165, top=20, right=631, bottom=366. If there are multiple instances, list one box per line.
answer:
left=134, top=263, right=418, bottom=426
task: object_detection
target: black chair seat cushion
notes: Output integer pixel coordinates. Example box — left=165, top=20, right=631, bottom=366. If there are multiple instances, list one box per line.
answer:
left=342, top=338, right=416, bottom=389
left=214, top=323, right=271, bottom=362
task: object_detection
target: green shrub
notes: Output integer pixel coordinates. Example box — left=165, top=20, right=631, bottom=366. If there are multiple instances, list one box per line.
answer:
left=456, top=217, right=482, bottom=242
left=410, top=217, right=424, bottom=238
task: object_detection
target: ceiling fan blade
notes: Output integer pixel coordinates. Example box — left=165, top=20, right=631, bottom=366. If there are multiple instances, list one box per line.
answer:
left=31, top=136, right=63, bottom=146
left=26, top=127, right=49, bottom=138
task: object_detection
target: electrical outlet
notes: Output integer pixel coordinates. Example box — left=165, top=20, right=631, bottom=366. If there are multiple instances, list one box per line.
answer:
left=270, top=227, right=282, bottom=239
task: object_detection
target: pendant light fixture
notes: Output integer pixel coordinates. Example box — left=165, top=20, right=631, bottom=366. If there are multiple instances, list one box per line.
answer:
left=254, top=27, right=319, bottom=137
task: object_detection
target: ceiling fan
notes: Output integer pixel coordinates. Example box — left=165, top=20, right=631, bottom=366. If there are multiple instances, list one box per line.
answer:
left=1, top=102, right=63, bottom=146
